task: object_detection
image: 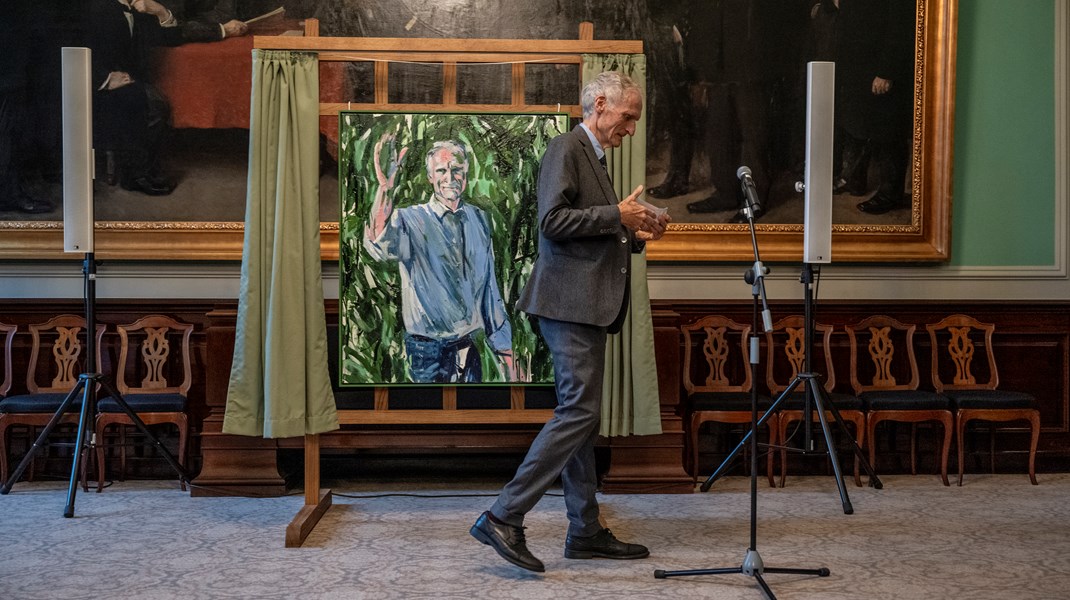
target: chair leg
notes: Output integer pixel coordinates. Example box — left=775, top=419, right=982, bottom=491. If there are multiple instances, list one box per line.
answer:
left=989, top=423, right=997, bottom=475
left=909, top=423, right=918, bottom=475
left=95, top=418, right=107, bottom=493
left=779, top=416, right=790, bottom=488
left=119, top=425, right=127, bottom=482
left=939, top=415, right=952, bottom=487
left=766, top=416, right=776, bottom=489
left=852, top=417, right=864, bottom=488
left=176, top=415, right=189, bottom=491
left=1028, top=411, right=1040, bottom=485
left=957, top=413, right=967, bottom=486
left=868, top=417, right=880, bottom=478
left=689, top=415, right=700, bottom=485
left=0, top=422, right=9, bottom=484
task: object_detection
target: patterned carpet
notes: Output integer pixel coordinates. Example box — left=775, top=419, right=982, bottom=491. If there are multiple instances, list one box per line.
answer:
left=1, top=473, right=1068, bottom=599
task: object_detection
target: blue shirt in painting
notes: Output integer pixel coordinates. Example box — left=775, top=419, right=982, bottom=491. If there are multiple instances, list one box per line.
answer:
left=363, top=195, right=513, bottom=355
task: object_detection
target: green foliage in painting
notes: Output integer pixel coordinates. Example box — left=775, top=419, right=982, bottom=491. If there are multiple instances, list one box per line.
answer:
left=338, top=112, right=567, bottom=385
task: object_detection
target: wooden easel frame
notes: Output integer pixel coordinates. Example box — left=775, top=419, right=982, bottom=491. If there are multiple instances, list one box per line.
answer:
left=252, top=20, right=642, bottom=547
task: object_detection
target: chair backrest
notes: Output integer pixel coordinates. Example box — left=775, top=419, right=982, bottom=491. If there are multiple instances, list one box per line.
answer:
left=0, top=321, right=15, bottom=397
left=116, top=315, right=193, bottom=396
left=27, top=314, right=106, bottom=394
left=682, top=315, right=752, bottom=395
left=845, top=315, right=921, bottom=395
left=925, top=314, right=998, bottom=393
left=764, top=315, right=836, bottom=394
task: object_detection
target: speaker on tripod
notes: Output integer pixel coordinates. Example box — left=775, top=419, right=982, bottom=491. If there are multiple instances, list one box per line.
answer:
left=0, top=48, right=188, bottom=516
left=654, top=62, right=881, bottom=599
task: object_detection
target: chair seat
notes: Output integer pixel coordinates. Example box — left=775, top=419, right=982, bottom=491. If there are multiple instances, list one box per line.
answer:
left=778, top=392, right=863, bottom=411
left=98, top=393, right=186, bottom=413
left=690, top=392, right=774, bottom=412
left=945, top=389, right=1037, bottom=410
left=0, top=393, right=82, bottom=413
left=860, top=390, right=951, bottom=411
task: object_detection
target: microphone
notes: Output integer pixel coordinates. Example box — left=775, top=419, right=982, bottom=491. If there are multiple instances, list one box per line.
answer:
left=736, top=166, right=762, bottom=215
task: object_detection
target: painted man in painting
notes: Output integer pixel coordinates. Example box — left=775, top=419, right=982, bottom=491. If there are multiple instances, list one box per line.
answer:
left=364, top=136, right=515, bottom=383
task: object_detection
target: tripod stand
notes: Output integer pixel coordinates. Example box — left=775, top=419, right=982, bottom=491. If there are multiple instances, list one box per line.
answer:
left=0, top=254, right=189, bottom=517
left=655, top=192, right=834, bottom=599
left=699, top=263, right=882, bottom=514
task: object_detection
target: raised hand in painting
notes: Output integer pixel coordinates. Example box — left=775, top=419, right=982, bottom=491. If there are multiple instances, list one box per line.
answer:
left=367, top=133, right=410, bottom=240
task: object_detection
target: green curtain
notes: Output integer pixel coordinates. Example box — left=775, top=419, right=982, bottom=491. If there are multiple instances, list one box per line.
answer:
left=223, top=50, right=338, bottom=439
left=582, top=54, right=662, bottom=437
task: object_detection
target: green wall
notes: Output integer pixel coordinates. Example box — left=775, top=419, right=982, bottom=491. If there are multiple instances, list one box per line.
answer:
left=952, top=0, right=1056, bottom=266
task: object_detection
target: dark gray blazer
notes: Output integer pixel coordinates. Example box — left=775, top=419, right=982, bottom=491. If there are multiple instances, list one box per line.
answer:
left=516, top=125, right=640, bottom=329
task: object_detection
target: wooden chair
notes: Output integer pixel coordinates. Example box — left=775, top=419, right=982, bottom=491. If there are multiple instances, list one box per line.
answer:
left=0, top=321, right=14, bottom=401
left=847, top=315, right=953, bottom=486
left=94, top=315, right=192, bottom=492
left=0, top=315, right=104, bottom=484
left=682, top=315, right=775, bottom=487
left=926, top=314, right=1040, bottom=485
left=765, top=316, right=865, bottom=487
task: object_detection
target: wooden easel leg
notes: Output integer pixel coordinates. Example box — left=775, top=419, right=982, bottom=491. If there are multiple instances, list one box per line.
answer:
left=285, top=432, right=333, bottom=547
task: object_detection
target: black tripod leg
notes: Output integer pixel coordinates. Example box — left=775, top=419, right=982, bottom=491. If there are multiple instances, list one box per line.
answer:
left=0, top=380, right=86, bottom=495
left=655, top=566, right=744, bottom=579
left=808, top=380, right=853, bottom=514
left=818, top=387, right=883, bottom=489
left=65, top=376, right=99, bottom=517
left=97, top=379, right=189, bottom=484
left=700, top=377, right=805, bottom=492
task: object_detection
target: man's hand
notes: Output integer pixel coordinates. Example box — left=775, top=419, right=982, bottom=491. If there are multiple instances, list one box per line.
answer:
left=636, top=210, right=671, bottom=241
left=131, top=0, right=170, bottom=21
left=872, top=76, right=892, bottom=95
left=618, top=184, right=658, bottom=232
left=105, top=71, right=134, bottom=90
left=366, top=133, right=408, bottom=242
left=374, top=133, right=408, bottom=192
left=222, top=19, right=249, bottom=37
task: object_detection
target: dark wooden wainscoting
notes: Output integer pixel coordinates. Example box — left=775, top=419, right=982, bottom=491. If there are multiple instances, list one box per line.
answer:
left=1, top=299, right=1066, bottom=495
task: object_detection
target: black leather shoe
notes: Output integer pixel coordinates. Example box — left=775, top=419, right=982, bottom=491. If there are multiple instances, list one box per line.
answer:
left=833, top=178, right=868, bottom=196
left=470, top=511, right=545, bottom=572
left=648, top=177, right=689, bottom=199
left=121, top=176, right=175, bottom=196
left=0, top=193, right=54, bottom=214
left=564, top=528, right=649, bottom=560
left=686, top=193, right=735, bottom=214
left=857, top=193, right=903, bottom=215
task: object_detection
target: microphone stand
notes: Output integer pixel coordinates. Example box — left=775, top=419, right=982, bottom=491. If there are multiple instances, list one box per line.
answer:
left=654, top=186, right=829, bottom=599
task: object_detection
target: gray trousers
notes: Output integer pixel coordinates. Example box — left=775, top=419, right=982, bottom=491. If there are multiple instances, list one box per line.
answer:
left=490, top=317, right=607, bottom=537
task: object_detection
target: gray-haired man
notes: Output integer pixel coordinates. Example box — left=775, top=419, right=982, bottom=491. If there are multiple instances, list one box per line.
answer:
left=470, top=72, right=670, bottom=572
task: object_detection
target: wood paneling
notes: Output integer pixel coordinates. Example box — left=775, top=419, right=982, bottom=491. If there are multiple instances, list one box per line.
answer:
left=2, top=298, right=1066, bottom=494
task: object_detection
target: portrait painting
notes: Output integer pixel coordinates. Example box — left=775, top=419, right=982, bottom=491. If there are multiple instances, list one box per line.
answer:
left=336, top=111, right=567, bottom=386
left=0, top=0, right=953, bottom=263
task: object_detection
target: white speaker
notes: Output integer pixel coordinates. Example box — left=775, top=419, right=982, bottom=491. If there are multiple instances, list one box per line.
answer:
left=62, top=47, right=94, bottom=253
left=803, top=61, right=834, bottom=264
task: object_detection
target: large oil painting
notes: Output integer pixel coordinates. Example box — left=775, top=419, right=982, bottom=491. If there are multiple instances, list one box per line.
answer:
left=337, top=111, right=566, bottom=385
left=0, top=0, right=954, bottom=262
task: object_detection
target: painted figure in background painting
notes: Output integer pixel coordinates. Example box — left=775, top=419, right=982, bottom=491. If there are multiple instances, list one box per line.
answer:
left=471, top=72, right=669, bottom=572
left=649, top=0, right=788, bottom=222
left=363, top=136, right=516, bottom=383
left=810, top=0, right=915, bottom=214
left=0, top=1, right=55, bottom=214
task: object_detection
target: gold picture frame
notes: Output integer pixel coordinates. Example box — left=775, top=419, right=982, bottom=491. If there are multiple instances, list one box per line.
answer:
left=0, top=1, right=955, bottom=263
left=648, top=0, right=957, bottom=262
